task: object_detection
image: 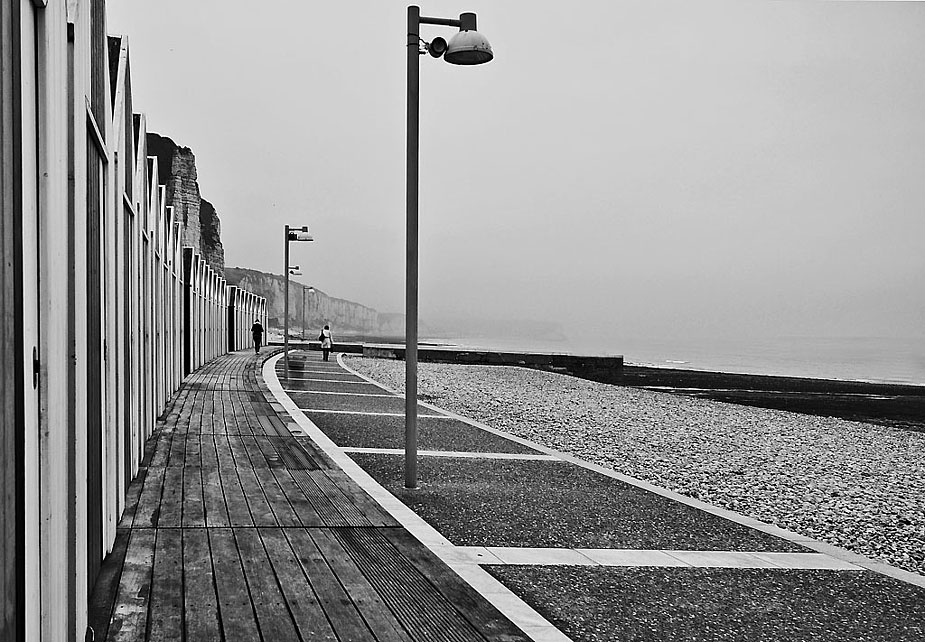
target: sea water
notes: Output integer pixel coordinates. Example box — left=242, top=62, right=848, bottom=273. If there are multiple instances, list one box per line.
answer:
left=438, top=335, right=925, bottom=386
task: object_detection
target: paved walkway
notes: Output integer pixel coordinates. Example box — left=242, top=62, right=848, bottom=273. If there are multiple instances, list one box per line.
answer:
left=273, top=350, right=925, bottom=642
left=91, top=348, right=925, bottom=642
left=89, top=350, right=530, bottom=642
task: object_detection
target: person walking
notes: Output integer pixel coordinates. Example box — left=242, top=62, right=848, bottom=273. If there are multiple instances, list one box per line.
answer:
left=319, top=324, right=333, bottom=361
left=251, top=319, right=264, bottom=354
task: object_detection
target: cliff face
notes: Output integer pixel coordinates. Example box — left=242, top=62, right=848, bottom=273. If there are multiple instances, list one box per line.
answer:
left=225, top=267, right=384, bottom=334
left=224, top=266, right=567, bottom=344
left=199, top=198, right=224, bottom=273
left=146, top=133, right=225, bottom=275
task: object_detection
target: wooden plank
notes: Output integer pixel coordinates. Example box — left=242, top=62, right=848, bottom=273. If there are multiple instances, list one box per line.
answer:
left=259, top=528, right=338, bottom=641
left=186, top=388, right=204, bottom=435
left=227, top=435, right=252, bottom=467
left=232, top=392, right=255, bottom=436
left=381, top=528, right=531, bottom=642
left=271, top=469, right=324, bottom=527
left=147, top=529, right=184, bottom=641
left=266, top=413, right=290, bottom=437
left=310, top=528, right=413, bottom=642
left=320, top=470, right=398, bottom=528
left=183, top=433, right=202, bottom=468
left=208, top=528, right=261, bottom=641
left=133, top=466, right=166, bottom=528
left=284, top=528, right=374, bottom=641
left=234, top=528, right=300, bottom=640
left=252, top=464, right=300, bottom=527
left=288, top=469, right=350, bottom=527
left=182, top=460, right=205, bottom=528
left=308, top=471, right=371, bottom=526
left=200, top=436, right=230, bottom=527
left=237, top=467, right=276, bottom=527
left=183, top=528, right=221, bottom=642
left=251, top=434, right=285, bottom=468
left=215, top=437, right=252, bottom=527
left=167, top=428, right=186, bottom=467
left=139, top=433, right=166, bottom=468
left=117, top=466, right=147, bottom=529
left=256, top=414, right=275, bottom=436
left=199, top=391, right=214, bottom=435
left=332, top=528, right=486, bottom=642
left=88, top=529, right=130, bottom=642
left=274, top=437, right=320, bottom=471
left=149, top=431, right=172, bottom=467
left=240, top=436, right=268, bottom=468
left=106, top=529, right=156, bottom=642
left=157, top=466, right=184, bottom=528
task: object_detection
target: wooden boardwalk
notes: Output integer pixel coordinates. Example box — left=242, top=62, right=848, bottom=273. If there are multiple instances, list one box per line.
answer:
left=89, top=350, right=529, bottom=642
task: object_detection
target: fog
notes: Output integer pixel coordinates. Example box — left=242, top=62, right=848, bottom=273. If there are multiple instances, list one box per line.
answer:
left=107, top=0, right=925, bottom=348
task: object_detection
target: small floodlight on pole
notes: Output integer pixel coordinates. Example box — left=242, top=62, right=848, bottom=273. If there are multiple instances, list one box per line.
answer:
left=284, top=225, right=313, bottom=379
left=405, top=5, right=492, bottom=489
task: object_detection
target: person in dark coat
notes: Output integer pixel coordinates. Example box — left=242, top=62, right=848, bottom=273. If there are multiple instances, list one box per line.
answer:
left=251, top=319, right=264, bottom=354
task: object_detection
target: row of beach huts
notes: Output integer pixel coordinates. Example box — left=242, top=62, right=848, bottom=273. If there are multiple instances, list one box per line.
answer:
left=1, top=2, right=267, bottom=639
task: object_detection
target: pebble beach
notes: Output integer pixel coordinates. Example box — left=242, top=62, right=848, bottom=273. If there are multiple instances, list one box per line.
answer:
left=343, top=356, right=925, bottom=577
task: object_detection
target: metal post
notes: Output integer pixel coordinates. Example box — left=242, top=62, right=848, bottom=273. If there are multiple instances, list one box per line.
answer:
left=405, top=5, right=420, bottom=489
left=284, top=224, right=290, bottom=378
left=302, top=286, right=306, bottom=340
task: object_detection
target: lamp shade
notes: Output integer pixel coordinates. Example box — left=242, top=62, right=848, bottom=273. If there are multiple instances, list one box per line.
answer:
left=444, top=30, right=493, bottom=65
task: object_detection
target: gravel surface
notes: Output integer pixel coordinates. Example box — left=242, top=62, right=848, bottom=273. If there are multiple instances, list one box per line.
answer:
left=344, top=357, right=925, bottom=577
left=486, top=566, right=925, bottom=642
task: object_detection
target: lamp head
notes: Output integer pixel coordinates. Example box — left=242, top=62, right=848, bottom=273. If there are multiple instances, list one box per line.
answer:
left=444, top=29, right=493, bottom=65
left=428, top=37, right=448, bottom=58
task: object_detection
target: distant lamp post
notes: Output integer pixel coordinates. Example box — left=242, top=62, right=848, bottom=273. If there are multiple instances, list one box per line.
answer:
left=405, top=5, right=493, bottom=489
left=284, top=225, right=313, bottom=378
left=302, top=286, right=315, bottom=340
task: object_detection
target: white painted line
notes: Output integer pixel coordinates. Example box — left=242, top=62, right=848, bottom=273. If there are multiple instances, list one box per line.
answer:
left=662, top=550, right=780, bottom=569
left=487, top=548, right=598, bottom=566
left=284, top=372, right=369, bottom=385
left=285, top=390, right=396, bottom=398
left=752, top=552, right=864, bottom=570
left=280, top=371, right=358, bottom=378
left=473, top=548, right=863, bottom=571
left=298, top=409, right=452, bottom=418
left=341, top=447, right=558, bottom=461
left=264, top=353, right=573, bottom=642
left=579, top=549, right=687, bottom=567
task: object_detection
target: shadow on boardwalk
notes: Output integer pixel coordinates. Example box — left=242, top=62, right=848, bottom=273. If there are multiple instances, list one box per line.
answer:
left=89, top=349, right=528, bottom=642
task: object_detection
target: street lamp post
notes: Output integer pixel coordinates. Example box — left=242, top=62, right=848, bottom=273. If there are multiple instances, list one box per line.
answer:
left=405, top=5, right=493, bottom=489
left=284, top=225, right=313, bottom=378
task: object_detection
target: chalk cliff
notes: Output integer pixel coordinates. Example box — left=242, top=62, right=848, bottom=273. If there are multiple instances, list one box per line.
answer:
left=225, top=267, right=402, bottom=335
left=224, top=267, right=568, bottom=345
left=146, top=133, right=225, bottom=275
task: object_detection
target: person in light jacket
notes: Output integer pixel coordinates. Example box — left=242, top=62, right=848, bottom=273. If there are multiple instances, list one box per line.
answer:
left=319, top=324, right=333, bottom=361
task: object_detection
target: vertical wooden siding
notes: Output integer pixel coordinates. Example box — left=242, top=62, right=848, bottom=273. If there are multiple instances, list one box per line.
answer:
left=0, top=1, right=22, bottom=638
left=86, top=140, right=104, bottom=594
left=3, top=3, right=269, bottom=637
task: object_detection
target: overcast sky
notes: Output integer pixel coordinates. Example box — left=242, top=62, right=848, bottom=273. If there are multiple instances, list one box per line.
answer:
left=107, top=1, right=925, bottom=345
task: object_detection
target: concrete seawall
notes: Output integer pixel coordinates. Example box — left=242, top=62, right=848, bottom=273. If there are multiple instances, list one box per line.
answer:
left=279, top=340, right=624, bottom=377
